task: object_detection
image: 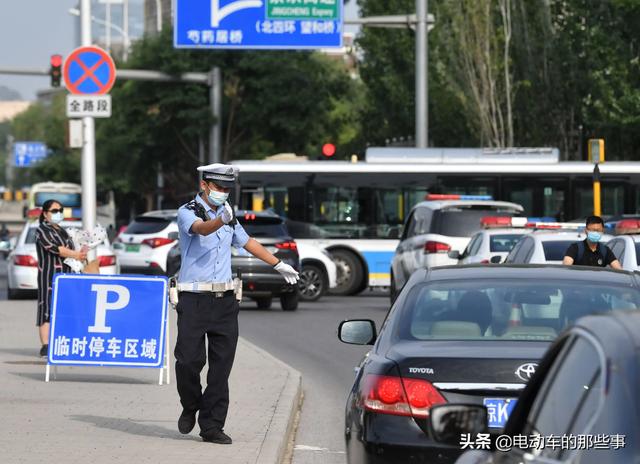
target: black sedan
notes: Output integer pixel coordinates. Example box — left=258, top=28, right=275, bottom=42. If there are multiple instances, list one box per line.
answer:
left=338, top=265, right=640, bottom=464
left=166, top=210, right=300, bottom=310
left=430, top=310, right=640, bottom=463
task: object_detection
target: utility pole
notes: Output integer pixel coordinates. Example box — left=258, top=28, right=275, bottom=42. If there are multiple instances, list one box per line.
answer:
left=415, top=0, right=428, bottom=148
left=209, top=67, right=222, bottom=163
left=81, top=0, right=98, bottom=258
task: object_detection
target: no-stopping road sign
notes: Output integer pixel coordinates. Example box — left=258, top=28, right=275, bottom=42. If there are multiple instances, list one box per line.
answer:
left=63, top=46, right=116, bottom=95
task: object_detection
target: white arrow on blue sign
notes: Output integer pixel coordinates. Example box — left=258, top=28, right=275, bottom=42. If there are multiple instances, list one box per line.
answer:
left=14, top=142, right=48, bottom=167
left=49, top=275, right=168, bottom=367
left=174, top=0, right=343, bottom=49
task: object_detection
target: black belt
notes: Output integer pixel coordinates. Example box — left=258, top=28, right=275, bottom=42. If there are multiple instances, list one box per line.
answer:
left=179, top=289, right=234, bottom=299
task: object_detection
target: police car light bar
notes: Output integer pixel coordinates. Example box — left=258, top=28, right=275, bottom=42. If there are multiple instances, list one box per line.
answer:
left=481, top=216, right=550, bottom=229
left=615, top=219, right=640, bottom=235
left=524, top=222, right=580, bottom=230
left=425, top=194, right=493, bottom=201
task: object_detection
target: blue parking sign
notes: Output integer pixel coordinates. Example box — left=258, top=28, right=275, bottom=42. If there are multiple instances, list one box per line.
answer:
left=49, top=275, right=168, bottom=367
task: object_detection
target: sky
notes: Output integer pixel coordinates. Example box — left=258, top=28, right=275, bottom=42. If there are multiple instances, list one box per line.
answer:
left=0, top=0, right=361, bottom=102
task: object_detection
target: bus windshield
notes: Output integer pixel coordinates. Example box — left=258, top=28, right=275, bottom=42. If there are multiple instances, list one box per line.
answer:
left=34, top=192, right=82, bottom=208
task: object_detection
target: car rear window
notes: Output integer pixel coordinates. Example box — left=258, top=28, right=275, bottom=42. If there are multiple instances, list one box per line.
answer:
left=542, top=241, right=575, bottom=261
left=430, top=207, right=518, bottom=237
left=124, top=217, right=171, bottom=234
left=397, top=279, right=640, bottom=342
left=489, top=234, right=524, bottom=252
left=238, top=215, right=289, bottom=237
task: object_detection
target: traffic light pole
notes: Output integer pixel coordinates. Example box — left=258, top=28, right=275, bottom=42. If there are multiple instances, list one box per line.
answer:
left=81, top=0, right=97, bottom=259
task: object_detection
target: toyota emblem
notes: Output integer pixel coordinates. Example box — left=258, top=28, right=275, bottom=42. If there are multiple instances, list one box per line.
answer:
left=515, top=363, right=538, bottom=381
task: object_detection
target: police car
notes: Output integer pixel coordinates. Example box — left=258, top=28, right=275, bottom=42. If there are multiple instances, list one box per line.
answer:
left=504, top=223, right=614, bottom=265
left=607, top=219, right=640, bottom=271
left=451, top=216, right=533, bottom=265
left=390, top=195, right=523, bottom=300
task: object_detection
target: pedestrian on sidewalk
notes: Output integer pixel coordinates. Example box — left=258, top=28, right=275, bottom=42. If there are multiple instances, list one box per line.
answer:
left=35, top=200, right=87, bottom=357
left=174, top=163, right=299, bottom=444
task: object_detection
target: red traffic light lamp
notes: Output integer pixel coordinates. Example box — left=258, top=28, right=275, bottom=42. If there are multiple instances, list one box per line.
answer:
left=50, top=54, right=63, bottom=88
left=322, top=143, right=336, bottom=158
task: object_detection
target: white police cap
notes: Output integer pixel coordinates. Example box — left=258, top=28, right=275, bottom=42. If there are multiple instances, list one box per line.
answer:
left=197, top=163, right=238, bottom=188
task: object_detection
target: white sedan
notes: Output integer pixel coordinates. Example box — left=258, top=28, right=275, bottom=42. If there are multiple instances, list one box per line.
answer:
left=505, top=229, right=613, bottom=265
left=7, top=220, right=119, bottom=299
left=451, top=227, right=532, bottom=264
left=296, top=242, right=338, bottom=301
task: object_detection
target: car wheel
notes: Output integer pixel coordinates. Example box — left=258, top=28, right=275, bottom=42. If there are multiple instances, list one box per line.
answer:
left=280, top=291, right=298, bottom=311
left=298, top=263, right=326, bottom=302
left=7, top=287, right=21, bottom=300
left=330, top=250, right=364, bottom=296
left=256, top=297, right=272, bottom=310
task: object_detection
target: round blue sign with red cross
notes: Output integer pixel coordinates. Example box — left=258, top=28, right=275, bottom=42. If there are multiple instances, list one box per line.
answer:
left=63, top=46, right=116, bottom=95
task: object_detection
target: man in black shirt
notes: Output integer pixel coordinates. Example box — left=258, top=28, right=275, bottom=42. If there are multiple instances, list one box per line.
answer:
left=563, top=215, right=622, bottom=269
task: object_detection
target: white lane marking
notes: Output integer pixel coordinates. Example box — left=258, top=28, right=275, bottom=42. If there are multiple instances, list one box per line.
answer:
left=294, top=445, right=346, bottom=454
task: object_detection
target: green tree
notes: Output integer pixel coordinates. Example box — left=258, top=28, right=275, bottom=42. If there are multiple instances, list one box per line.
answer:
left=98, top=27, right=364, bottom=210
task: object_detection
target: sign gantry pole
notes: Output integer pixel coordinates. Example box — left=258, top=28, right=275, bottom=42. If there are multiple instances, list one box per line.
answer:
left=81, top=0, right=97, bottom=259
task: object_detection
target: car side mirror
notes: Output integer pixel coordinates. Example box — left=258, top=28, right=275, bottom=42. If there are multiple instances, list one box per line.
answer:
left=490, top=255, right=502, bottom=264
left=338, top=320, right=376, bottom=345
left=428, top=404, right=489, bottom=446
left=168, top=232, right=179, bottom=241
left=448, top=250, right=461, bottom=260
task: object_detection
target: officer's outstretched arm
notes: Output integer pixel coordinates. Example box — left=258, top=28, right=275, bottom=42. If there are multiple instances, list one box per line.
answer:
left=190, top=218, right=225, bottom=236
left=244, top=238, right=279, bottom=266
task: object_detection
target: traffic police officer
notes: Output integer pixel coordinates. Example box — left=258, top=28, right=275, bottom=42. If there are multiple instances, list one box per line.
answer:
left=562, top=215, right=622, bottom=269
left=174, top=163, right=299, bottom=444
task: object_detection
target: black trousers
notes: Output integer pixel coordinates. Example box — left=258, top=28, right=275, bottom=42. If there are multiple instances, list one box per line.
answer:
left=174, top=291, right=239, bottom=434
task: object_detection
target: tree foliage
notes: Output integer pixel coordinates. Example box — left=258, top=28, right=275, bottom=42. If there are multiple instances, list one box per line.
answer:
left=357, top=0, right=640, bottom=159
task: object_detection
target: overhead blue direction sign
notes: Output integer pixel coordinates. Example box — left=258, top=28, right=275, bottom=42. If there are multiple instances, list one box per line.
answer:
left=49, top=274, right=168, bottom=367
left=14, top=142, right=48, bottom=167
left=174, top=0, right=343, bottom=49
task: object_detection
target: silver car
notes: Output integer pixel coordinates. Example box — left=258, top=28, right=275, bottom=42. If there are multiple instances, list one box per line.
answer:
left=7, top=220, right=119, bottom=299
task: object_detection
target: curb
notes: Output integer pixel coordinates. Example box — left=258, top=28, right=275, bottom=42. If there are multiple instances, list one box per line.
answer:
left=239, top=337, right=302, bottom=464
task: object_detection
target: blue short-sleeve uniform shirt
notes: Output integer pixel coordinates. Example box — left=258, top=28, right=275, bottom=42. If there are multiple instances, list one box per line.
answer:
left=177, top=194, right=250, bottom=284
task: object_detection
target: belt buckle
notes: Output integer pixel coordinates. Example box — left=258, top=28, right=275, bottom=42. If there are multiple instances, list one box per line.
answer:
left=214, top=291, right=224, bottom=298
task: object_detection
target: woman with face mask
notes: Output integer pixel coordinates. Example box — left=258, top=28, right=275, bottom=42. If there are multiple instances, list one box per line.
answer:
left=35, top=200, right=87, bottom=357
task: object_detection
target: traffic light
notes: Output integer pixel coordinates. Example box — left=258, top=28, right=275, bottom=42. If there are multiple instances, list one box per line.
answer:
left=50, top=54, right=63, bottom=87
left=322, top=143, right=336, bottom=158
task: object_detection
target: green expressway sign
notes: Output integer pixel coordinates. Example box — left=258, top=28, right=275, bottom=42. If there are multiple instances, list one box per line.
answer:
left=267, top=0, right=339, bottom=20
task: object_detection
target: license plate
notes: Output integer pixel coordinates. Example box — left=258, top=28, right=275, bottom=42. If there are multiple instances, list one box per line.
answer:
left=125, top=244, right=140, bottom=252
left=484, top=398, right=517, bottom=428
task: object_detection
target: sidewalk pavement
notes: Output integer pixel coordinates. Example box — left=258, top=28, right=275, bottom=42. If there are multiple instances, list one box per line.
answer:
left=0, top=299, right=302, bottom=464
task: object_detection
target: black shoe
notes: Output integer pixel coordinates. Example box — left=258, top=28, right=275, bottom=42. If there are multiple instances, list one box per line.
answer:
left=201, top=429, right=232, bottom=445
left=178, top=409, right=197, bottom=434
left=39, top=344, right=48, bottom=357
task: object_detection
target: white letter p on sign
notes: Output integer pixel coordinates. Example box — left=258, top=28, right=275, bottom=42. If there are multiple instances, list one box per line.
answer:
left=88, top=284, right=130, bottom=333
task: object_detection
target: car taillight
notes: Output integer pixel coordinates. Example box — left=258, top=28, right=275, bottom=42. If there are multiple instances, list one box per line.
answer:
left=142, top=237, right=175, bottom=248
left=480, top=259, right=490, bottom=264
left=14, top=255, right=38, bottom=267
left=424, top=241, right=451, bottom=254
left=275, top=241, right=298, bottom=252
left=361, top=374, right=446, bottom=418
left=98, top=255, right=116, bottom=267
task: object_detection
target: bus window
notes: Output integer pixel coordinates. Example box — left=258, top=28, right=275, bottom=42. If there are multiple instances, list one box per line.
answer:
left=574, top=182, right=625, bottom=218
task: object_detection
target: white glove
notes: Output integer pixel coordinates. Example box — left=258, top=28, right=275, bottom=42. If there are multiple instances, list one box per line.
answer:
left=274, top=261, right=299, bottom=285
left=221, top=202, right=234, bottom=225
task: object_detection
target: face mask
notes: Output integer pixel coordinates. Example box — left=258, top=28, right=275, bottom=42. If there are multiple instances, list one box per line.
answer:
left=207, top=188, right=229, bottom=206
left=587, top=231, right=601, bottom=243
left=51, top=212, right=64, bottom=224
